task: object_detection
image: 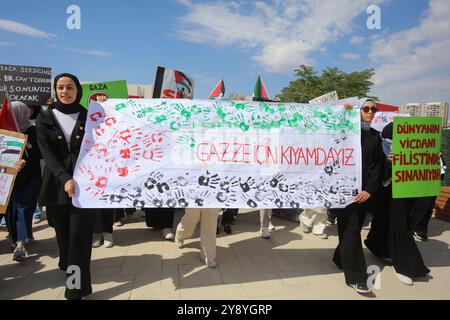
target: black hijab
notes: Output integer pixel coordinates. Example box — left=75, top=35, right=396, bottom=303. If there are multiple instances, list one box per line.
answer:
left=53, top=73, right=83, bottom=114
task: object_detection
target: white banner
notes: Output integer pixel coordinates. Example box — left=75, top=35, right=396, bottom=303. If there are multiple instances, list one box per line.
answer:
left=73, top=99, right=362, bottom=209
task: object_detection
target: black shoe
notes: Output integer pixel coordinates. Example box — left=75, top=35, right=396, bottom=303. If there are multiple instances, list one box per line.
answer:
left=224, top=225, right=232, bottom=234
left=413, top=232, right=428, bottom=241
left=348, top=282, right=372, bottom=294
left=216, top=227, right=220, bottom=235
left=326, top=217, right=336, bottom=225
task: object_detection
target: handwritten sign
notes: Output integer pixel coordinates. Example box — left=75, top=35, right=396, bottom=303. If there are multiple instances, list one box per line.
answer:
left=73, top=98, right=362, bottom=209
left=0, top=64, right=51, bottom=105
left=309, top=91, right=339, bottom=105
left=392, top=117, right=442, bottom=198
left=0, top=129, right=27, bottom=213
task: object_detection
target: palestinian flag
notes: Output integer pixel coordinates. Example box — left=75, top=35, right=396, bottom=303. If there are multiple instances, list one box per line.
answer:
left=208, top=80, right=225, bottom=100
left=0, top=97, right=19, bottom=132
left=253, top=75, right=271, bottom=102
left=153, top=66, right=194, bottom=99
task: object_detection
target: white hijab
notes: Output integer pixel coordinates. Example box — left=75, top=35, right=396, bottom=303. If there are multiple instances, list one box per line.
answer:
left=10, top=101, right=32, bottom=133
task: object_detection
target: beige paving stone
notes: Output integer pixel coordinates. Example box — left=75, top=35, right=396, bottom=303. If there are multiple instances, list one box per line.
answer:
left=1, top=212, right=449, bottom=300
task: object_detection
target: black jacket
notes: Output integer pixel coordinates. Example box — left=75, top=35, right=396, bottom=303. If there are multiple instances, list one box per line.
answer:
left=14, top=126, right=42, bottom=192
left=361, top=127, right=383, bottom=196
left=35, top=106, right=87, bottom=206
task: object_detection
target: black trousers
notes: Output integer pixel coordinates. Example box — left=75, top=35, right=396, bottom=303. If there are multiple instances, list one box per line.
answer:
left=222, top=209, right=238, bottom=225
left=410, top=196, right=436, bottom=235
left=47, top=204, right=95, bottom=300
left=94, top=209, right=115, bottom=234
left=365, top=186, right=430, bottom=278
left=145, top=208, right=174, bottom=229
left=331, top=203, right=368, bottom=285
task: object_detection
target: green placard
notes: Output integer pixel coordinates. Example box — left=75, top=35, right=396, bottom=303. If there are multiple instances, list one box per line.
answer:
left=392, top=117, right=442, bottom=198
left=80, top=80, right=128, bottom=109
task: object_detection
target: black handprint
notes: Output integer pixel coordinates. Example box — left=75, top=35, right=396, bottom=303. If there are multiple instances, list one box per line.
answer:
left=324, top=166, right=334, bottom=176
left=324, top=200, right=332, bottom=209
left=198, top=171, right=220, bottom=188
left=166, top=198, right=177, bottom=208
left=133, top=199, right=145, bottom=208
left=156, top=182, right=170, bottom=194
left=195, top=191, right=211, bottom=207
left=175, top=189, right=189, bottom=208
left=220, top=176, right=239, bottom=193
left=274, top=198, right=284, bottom=208
left=270, top=173, right=286, bottom=188
left=247, top=199, right=258, bottom=208
left=239, top=177, right=255, bottom=193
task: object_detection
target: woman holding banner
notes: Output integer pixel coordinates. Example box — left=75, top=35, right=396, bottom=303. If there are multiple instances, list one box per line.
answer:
left=36, top=73, right=95, bottom=300
left=6, top=101, right=42, bottom=261
left=330, top=98, right=383, bottom=294
left=365, top=121, right=430, bottom=285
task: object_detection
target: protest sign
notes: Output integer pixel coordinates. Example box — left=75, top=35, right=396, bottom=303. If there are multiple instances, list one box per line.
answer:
left=392, top=117, right=442, bottom=198
left=80, top=80, right=128, bottom=108
left=0, top=129, right=27, bottom=213
left=309, top=91, right=339, bottom=105
left=0, top=64, right=51, bottom=105
left=73, top=98, right=362, bottom=209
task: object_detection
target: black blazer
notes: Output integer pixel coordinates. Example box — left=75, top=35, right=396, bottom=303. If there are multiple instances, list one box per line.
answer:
left=361, top=127, right=383, bottom=196
left=14, top=126, right=42, bottom=192
left=35, top=106, right=87, bottom=206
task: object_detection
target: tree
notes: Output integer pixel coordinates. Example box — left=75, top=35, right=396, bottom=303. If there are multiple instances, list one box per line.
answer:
left=276, top=65, right=377, bottom=103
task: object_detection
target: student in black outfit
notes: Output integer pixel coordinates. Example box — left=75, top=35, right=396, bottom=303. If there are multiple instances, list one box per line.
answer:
left=221, top=208, right=238, bottom=234
left=93, top=209, right=115, bottom=248
left=409, top=155, right=446, bottom=241
left=6, top=101, right=42, bottom=261
left=365, top=121, right=430, bottom=285
left=330, top=98, right=383, bottom=294
left=35, top=73, right=95, bottom=300
left=145, top=208, right=175, bottom=240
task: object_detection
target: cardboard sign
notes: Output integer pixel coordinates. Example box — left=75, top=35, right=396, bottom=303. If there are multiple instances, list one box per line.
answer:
left=80, top=80, right=128, bottom=109
left=0, top=129, right=27, bottom=213
left=0, top=64, right=51, bottom=105
left=392, top=117, right=442, bottom=198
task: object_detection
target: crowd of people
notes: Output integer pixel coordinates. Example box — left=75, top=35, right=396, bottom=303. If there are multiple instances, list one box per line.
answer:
left=0, top=73, right=447, bottom=299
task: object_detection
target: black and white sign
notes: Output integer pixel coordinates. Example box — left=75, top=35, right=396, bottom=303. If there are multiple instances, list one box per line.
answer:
left=0, top=64, right=52, bottom=105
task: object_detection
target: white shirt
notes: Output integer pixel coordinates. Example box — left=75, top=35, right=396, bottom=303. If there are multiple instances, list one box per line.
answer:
left=52, top=110, right=79, bottom=151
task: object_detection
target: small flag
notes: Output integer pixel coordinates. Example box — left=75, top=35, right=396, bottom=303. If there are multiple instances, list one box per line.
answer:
left=0, top=97, right=19, bottom=132
left=208, top=80, right=225, bottom=100
left=153, top=66, right=195, bottom=99
left=253, top=75, right=271, bottom=101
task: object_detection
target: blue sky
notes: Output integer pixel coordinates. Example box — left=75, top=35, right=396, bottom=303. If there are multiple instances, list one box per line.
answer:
left=1, top=0, right=449, bottom=107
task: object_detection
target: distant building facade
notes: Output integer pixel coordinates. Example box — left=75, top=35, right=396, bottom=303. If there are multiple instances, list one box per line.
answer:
left=399, top=102, right=449, bottom=127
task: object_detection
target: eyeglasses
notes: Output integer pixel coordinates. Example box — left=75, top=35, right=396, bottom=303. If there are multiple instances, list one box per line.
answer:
left=361, top=107, right=378, bottom=113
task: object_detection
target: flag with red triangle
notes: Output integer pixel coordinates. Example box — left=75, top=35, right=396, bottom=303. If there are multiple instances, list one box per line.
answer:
left=0, top=97, right=19, bottom=132
left=208, top=80, right=225, bottom=100
left=253, top=75, right=271, bottom=102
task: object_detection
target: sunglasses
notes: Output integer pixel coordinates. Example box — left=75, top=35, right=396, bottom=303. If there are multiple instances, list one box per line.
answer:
left=361, top=107, right=378, bottom=113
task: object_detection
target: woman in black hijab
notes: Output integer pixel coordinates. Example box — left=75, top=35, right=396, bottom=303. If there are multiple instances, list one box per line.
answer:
left=365, top=121, right=430, bottom=285
left=36, top=73, right=95, bottom=300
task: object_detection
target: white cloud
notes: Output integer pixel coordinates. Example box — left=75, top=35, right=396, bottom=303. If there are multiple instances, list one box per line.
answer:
left=0, top=41, right=13, bottom=46
left=50, top=45, right=113, bottom=57
left=342, top=52, right=361, bottom=60
left=177, top=0, right=385, bottom=73
left=350, top=36, right=364, bottom=44
left=0, top=19, right=55, bottom=39
left=370, top=0, right=450, bottom=105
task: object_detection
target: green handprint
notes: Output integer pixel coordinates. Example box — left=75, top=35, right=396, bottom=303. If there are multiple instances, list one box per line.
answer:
left=176, top=134, right=196, bottom=148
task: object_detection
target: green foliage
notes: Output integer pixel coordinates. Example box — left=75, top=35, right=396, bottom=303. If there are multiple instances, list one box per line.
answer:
left=276, top=65, right=377, bottom=103
left=442, top=129, right=450, bottom=186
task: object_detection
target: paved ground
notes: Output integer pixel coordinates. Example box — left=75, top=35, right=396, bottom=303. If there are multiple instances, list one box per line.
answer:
left=1, top=210, right=449, bottom=300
